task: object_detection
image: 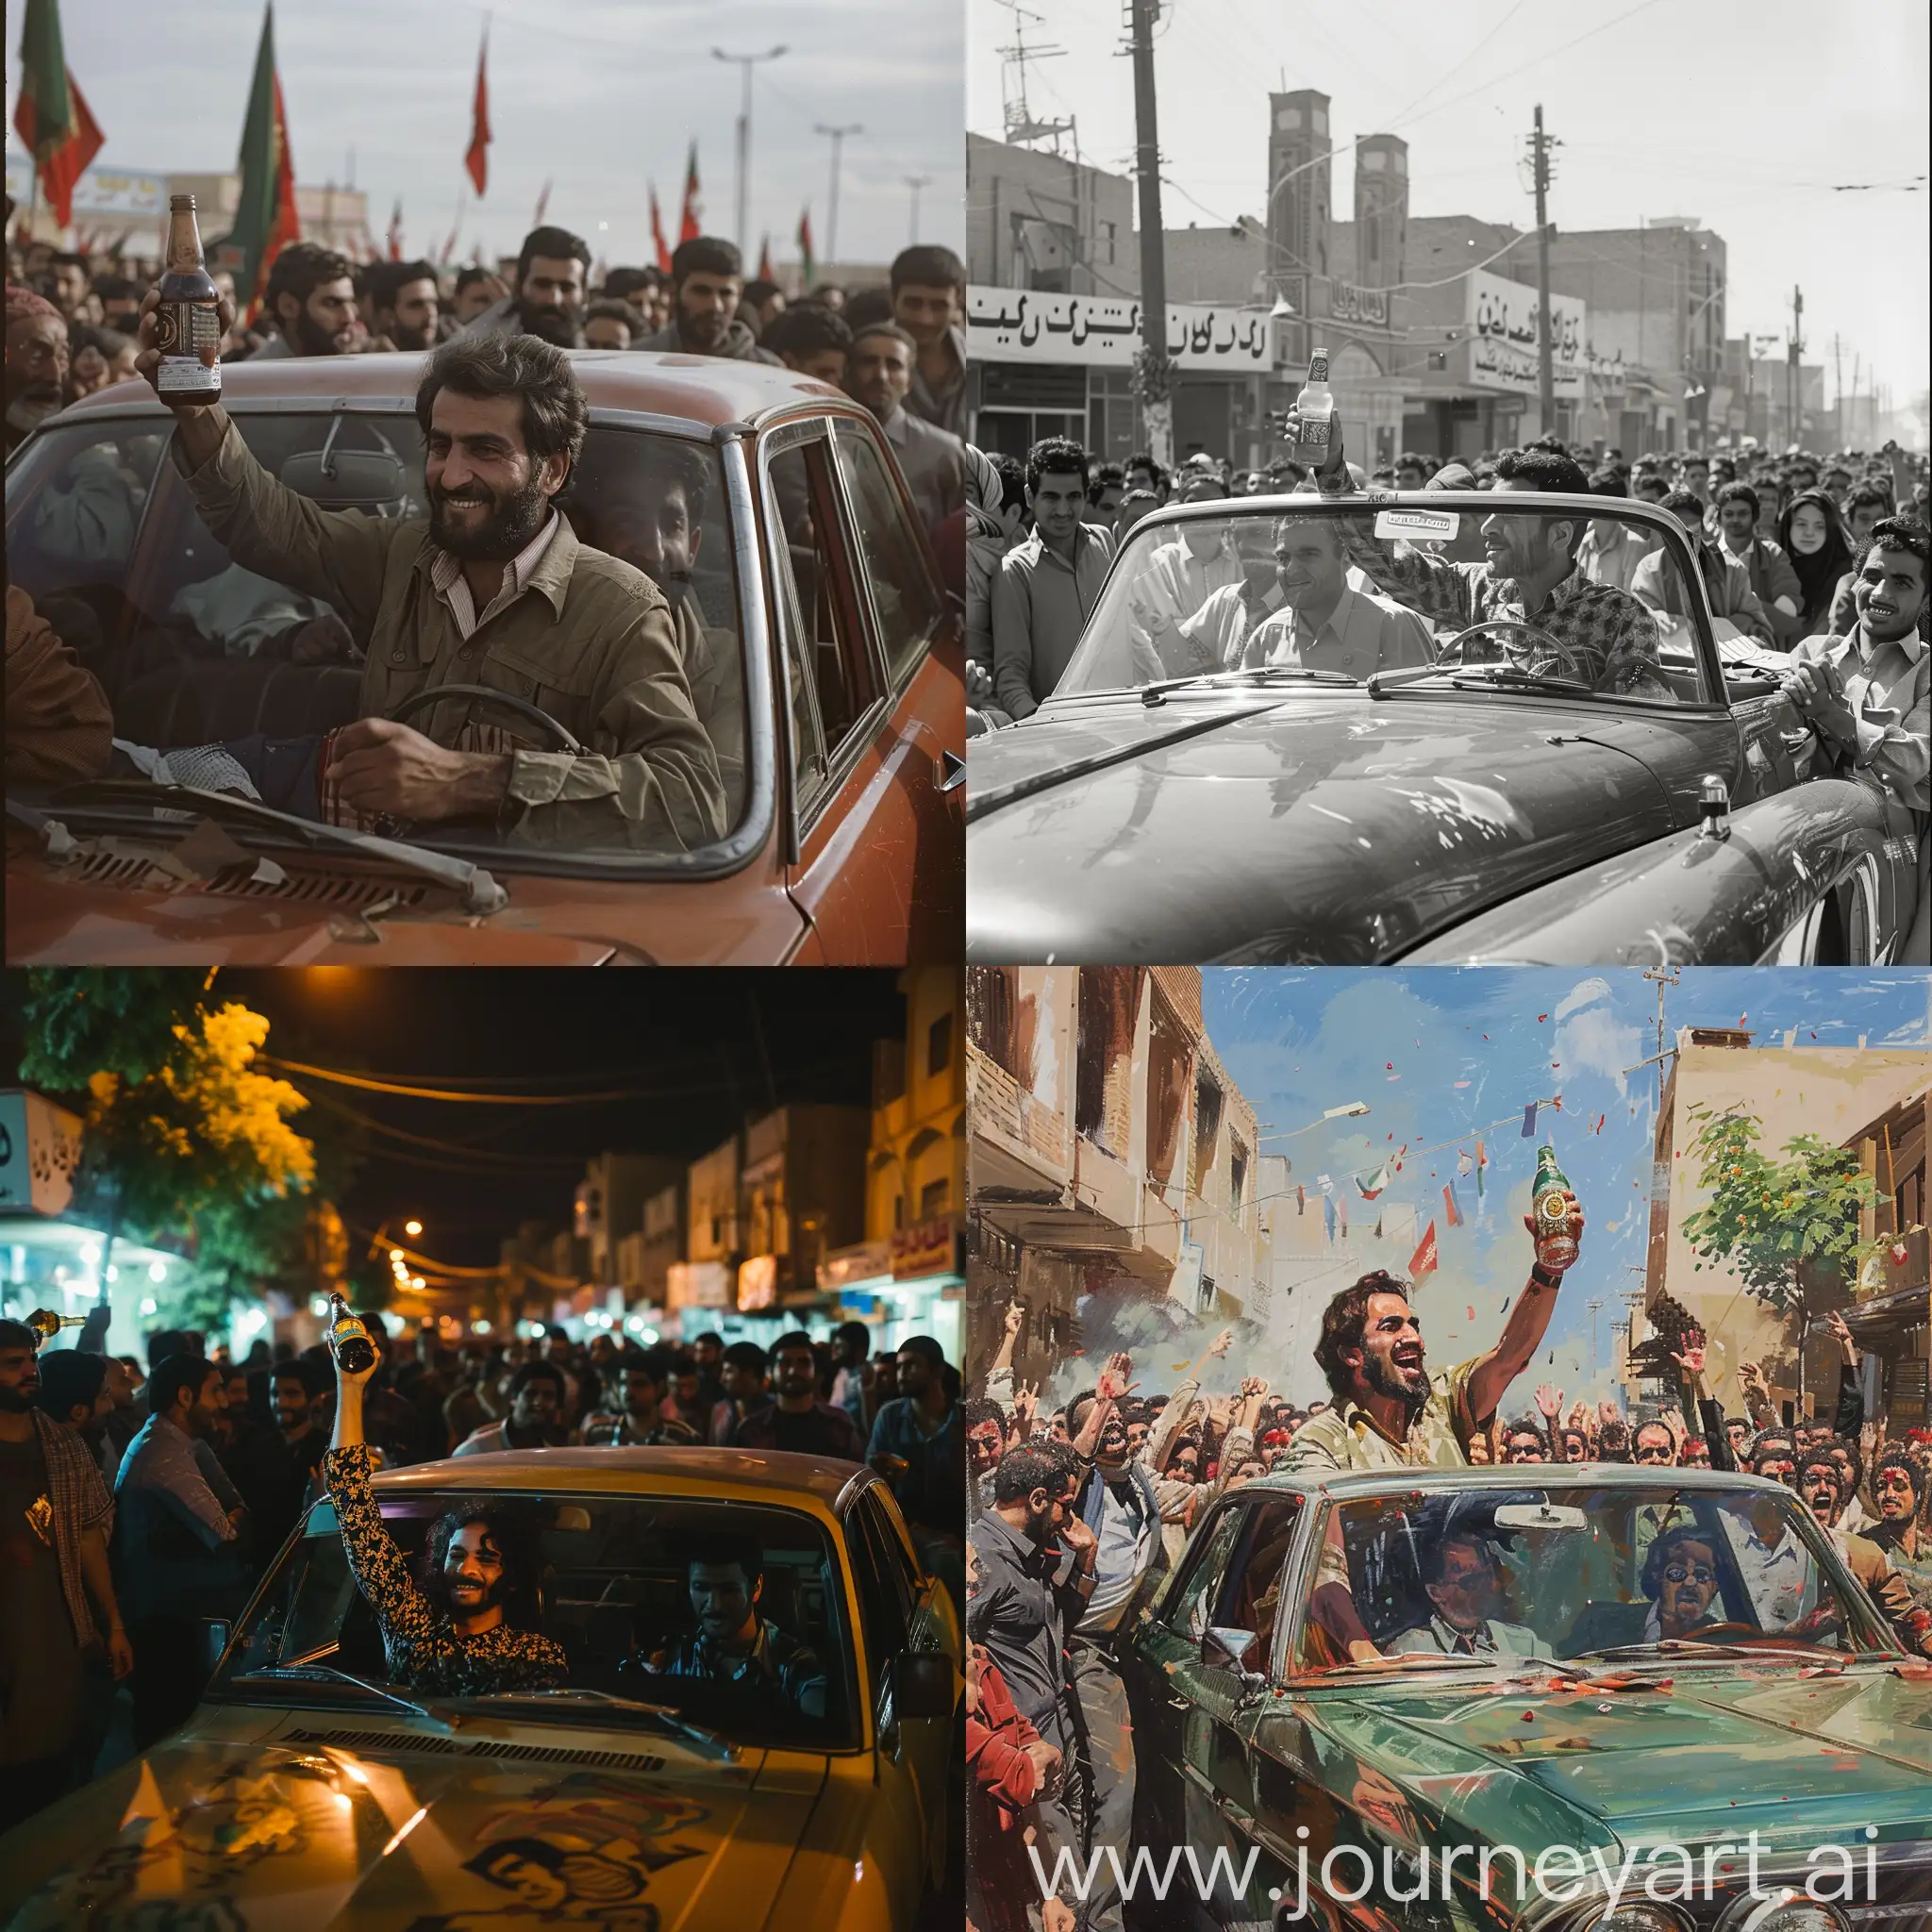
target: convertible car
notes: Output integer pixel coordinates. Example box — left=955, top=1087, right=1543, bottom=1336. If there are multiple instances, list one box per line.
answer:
left=1118, top=1465, right=1932, bottom=1932
left=967, top=493, right=1921, bottom=965
left=6, top=353, right=963, bottom=965
left=0, top=1448, right=960, bottom=1931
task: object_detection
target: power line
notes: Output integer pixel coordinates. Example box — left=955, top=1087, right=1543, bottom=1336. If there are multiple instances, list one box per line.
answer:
left=264, top=1056, right=751, bottom=1107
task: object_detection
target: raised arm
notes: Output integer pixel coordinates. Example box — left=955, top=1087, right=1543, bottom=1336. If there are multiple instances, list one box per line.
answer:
left=1464, top=1192, right=1583, bottom=1426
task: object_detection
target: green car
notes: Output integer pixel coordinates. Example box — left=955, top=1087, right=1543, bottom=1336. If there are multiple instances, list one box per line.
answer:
left=1116, top=1467, right=1932, bottom=1932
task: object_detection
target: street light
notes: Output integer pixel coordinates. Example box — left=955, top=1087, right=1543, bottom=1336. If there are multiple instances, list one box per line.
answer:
left=713, top=45, right=788, bottom=254
left=1260, top=1102, right=1370, bottom=1141
left=814, top=122, right=863, bottom=271
left=404, top=1220, right=423, bottom=1238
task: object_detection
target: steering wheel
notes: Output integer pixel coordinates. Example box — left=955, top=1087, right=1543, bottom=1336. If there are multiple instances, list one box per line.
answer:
left=1439, top=618, right=1592, bottom=687
left=389, top=682, right=584, bottom=755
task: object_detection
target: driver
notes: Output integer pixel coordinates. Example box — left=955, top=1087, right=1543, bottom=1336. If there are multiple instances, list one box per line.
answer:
left=1567, top=1525, right=1723, bottom=1651
left=634, top=1537, right=827, bottom=1718
left=1389, top=1532, right=1551, bottom=1659
left=1279, top=411, right=1674, bottom=702
left=325, top=1341, right=567, bottom=1694
left=1224, top=516, right=1434, bottom=677
left=132, top=293, right=725, bottom=849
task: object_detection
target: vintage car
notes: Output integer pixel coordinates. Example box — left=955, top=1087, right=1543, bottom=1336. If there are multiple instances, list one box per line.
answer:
left=5, top=353, right=963, bottom=965
left=0, top=1447, right=960, bottom=1931
left=966, top=492, right=1922, bottom=965
left=1117, top=1464, right=1932, bottom=1932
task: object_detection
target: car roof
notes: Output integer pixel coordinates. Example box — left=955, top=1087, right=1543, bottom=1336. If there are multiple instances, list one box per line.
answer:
left=56, top=348, right=851, bottom=430
left=366, top=1444, right=870, bottom=1514
left=1242, top=1463, right=1793, bottom=1500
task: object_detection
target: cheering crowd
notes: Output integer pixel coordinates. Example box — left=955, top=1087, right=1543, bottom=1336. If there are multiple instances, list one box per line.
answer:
left=964, top=1287, right=1932, bottom=1932
left=0, top=1309, right=963, bottom=1836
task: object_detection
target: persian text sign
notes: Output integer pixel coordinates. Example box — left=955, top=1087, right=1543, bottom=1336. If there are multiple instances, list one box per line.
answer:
left=970, top=286, right=1274, bottom=371
left=1327, top=281, right=1389, bottom=326
left=1465, top=269, right=1586, bottom=399
left=5, top=158, right=167, bottom=220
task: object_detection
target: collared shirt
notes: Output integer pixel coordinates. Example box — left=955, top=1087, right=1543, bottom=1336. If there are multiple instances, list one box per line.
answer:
left=1127, top=537, right=1242, bottom=675
left=426, top=510, right=561, bottom=640
left=1387, top=1612, right=1550, bottom=1659
left=1285, top=1357, right=1481, bottom=1475
left=867, top=1395, right=964, bottom=1536
left=880, top=405, right=968, bottom=534
left=1076, top=1465, right=1158, bottom=1635
left=112, top=1408, right=248, bottom=1624
left=1244, top=581, right=1436, bottom=680
left=1324, top=496, right=1674, bottom=700
left=644, top=1617, right=827, bottom=1714
left=991, top=523, right=1116, bottom=719
left=1717, top=1511, right=1817, bottom=1631
left=967, top=1508, right=1077, bottom=1753
left=907, top=324, right=969, bottom=440
left=1631, top=539, right=1774, bottom=644
left=1575, top=521, right=1659, bottom=597
left=1789, top=621, right=1929, bottom=822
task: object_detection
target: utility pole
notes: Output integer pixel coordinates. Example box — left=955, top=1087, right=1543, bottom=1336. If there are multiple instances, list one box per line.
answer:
left=814, top=122, right=863, bottom=273
left=1531, top=104, right=1557, bottom=437
left=713, top=45, right=787, bottom=256
left=1127, top=0, right=1174, bottom=466
left=1832, top=332, right=1843, bottom=441
left=1641, top=965, right=1679, bottom=1115
left=1787, top=284, right=1804, bottom=448
left=904, top=174, right=931, bottom=244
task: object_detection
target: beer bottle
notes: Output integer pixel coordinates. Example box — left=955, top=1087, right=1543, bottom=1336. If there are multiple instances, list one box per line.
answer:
left=1294, top=345, right=1334, bottom=456
left=23, top=1309, right=88, bottom=1345
left=326, top=1292, right=376, bottom=1374
left=154, top=193, right=223, bottom=401
left=1531, top=1144, right=1580, bottom=1272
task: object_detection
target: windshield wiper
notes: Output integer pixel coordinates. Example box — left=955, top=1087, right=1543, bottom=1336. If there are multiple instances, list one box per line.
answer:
left=1142, top=665, right=1357, bottom=707
left=473, top=1687, right=733, bottom=1753
left=1415, top=665, right=1594, bottom=698
left=26, top=780, right=509, bottom=917
left=241, top=1660, right=458, bottom=1726
left=1568, top=1639, right=1842, bottom=1664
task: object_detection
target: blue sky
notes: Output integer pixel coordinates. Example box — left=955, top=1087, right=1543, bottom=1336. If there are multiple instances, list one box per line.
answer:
left=1198, top=969, right=1931, bottom=1400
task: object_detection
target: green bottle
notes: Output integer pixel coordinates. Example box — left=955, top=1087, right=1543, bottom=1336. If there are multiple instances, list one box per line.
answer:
left=1531, top=1144, right=1579, bottom=1271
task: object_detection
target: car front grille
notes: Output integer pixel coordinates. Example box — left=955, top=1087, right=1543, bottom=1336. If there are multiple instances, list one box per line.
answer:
left=281, top=1725, right=667, bottom=1773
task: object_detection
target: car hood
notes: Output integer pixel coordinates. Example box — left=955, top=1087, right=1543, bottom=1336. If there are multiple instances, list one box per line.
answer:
left=1, top=1718, right=828, bottom=1930
left=1278, top=1661, right=1932, bottom=1885
left=967, top=691, right=1699, bottom=962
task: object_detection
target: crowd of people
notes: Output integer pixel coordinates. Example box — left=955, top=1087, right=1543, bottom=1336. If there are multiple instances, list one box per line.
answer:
left=963, top=1279, right=1932, bottom=1932
left=0, top=1307, right=963, bottom=1836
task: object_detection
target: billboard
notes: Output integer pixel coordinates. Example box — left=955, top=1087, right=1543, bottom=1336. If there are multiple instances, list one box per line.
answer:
left=5, top=156, right=168, bottom=222
left=970, top=286, right=1274, bottom=373
left=1465, top=268, right=1587, bottom=399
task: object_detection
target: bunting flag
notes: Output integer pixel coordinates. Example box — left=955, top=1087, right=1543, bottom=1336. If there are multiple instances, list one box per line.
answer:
left=677, top=141, right=702, bottom=243
left=796, top=203, right=814, bottom=284
left=1295, top=1184, right=1305, bottom=1216
left=1323, top=1194, right=1337, bottom=1242
left=227, top=4, right=302, bottom=320
left=386, top=198, right=403, bottom=260
left=1356, top=1167, right=1389, bottom=1200
left=12, top=0, right=105, bottom=231
left=532, top=178, right=552, bottom=229
left=1592, top=1111, right=1607, bottom=1135
left=1475, top=1138, right=1487, bottom=1196
left=1443, top=1180, right=1463, bottom=1228
left=1409, top=1220, right=1440, bottom=1281
left=1457, top=1148, right=1474, bottom=1178
left=756, top=234, right=774, bottom=281
left=464, top=27, right=491, bottom=196
left=1521, top=1102, right=1539, bottom=1138
left=648, top=185, right=672, bottom=273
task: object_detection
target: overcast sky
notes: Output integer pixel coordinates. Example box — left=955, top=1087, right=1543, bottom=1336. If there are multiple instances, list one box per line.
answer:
left=967, top=0, right=1929, bottom=417
left=8, top=0, right=963, bottom=272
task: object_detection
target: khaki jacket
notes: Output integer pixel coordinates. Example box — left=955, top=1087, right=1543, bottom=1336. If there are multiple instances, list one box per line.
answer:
left=175, top=419, right=726, bottom=849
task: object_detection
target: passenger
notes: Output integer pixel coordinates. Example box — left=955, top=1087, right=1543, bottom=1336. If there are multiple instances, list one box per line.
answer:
left=1225, top=516, right=1435, bottom=678
left=1124, top=476, right=1241, bottom=675
left=6, top=587, right=114, bottom=787
left=1630, top=489, right=1775, bottom=645
left=1388, top=1533, right=1551, bottom=1659
left=1566, top=1525, right=1724, bottom=1653
left=324, top=1341, right=567, bottom=1693
left=635, top=1537, right=827, bottom=1718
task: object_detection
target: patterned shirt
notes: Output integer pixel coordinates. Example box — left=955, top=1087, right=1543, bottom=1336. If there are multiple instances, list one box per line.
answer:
left=1321, top=494, right=1674, bottom=701
left=323, top=1442, right=567, bottom=1694
left=30, top=1408, right=115, bottom=1650
left=641, top=1618, right=826, bottom=1715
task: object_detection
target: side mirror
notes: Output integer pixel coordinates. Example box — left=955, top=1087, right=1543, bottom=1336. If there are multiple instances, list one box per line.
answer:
left=1204, top=1625, right=1266, bottom=1692
left=202, top=1617, right=232, bottom=1674
left=891, top=1649, right=956, bottom=1721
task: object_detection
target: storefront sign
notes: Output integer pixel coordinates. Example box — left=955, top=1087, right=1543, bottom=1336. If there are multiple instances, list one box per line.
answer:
left=737, top=1254, right=778, bottom=1311
left=0, top=1090, right=85, bottom=1216
left=970, top=286, right=1274, bottom=372
left=1465, top=269, right=1586, bottom=400
left=1893, top=1357, right=1928, bottom=1424
left=5, top=158, right=167, bottom=220
left=820, top=1240, right=892, bottom=1292
left=1327, top=281, right=1389, bottom=327
left=890, top=1215, right=958, bottom=1280
left=665, top=1260, right=731, bottom=1309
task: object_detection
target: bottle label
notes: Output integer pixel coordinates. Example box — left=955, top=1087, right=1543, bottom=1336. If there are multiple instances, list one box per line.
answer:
left=155, top=301, right=223, bottom=391
left=1299, top=416, right=1330, bottom=446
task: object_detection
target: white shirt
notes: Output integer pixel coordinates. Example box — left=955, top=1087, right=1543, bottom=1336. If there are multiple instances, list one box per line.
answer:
left=1718, top=1510, right=1818, bottom=1630
left=1077, top=1472, right=1158, bottom=1635
left=427, top=510, right=562, bottom=639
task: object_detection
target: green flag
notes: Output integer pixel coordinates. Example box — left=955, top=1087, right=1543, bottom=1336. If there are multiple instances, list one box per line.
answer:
left=225, top=3, right=301, bottom=315
left=12, top=0, right=105, bottom=228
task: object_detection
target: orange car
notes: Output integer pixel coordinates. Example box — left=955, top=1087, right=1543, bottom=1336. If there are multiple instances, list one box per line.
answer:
left=5, top=353, right=964, bottom=963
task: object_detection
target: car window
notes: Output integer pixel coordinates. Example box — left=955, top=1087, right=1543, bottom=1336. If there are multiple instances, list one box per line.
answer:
left=215, top=1490, right=858, bottom=1750
left=1160, top=1499, right=1248, bottom=1643
left=830, top=415, right=946, bottom=686
left=766, top=433, right=883, bottom=815
left=847, top=1497, right=910, bottom=1690
left=1051, top=502, right=1720, bottom=707
left=1205, top=1495, right=1302, bottom=1674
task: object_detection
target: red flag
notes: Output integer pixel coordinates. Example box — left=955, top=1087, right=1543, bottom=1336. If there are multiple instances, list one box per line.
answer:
left=677, top=141, right=702, bottom=243
left=1408, top=1220, right=1440, bottom=1281
left=648, top=185, right=672, bottom=273
left=464, top=28, right=491, bottom=196
left=12, top=0, right=106, bottom=231
left=230, top=8, right=303, bottom=322
left=1443, top=1181, right=1463, bottom=1228
left=756, top=234, right=774, bottom=282
left=386, top=198, right=403, bottom=260
left=796, top=203, right=815, bottom=284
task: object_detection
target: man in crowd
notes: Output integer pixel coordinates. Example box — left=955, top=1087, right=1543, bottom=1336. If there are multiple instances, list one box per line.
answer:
left=45, top=250, right=92, bottom=322
left=641, top=238, right=779, bottom=364
left=455, top=1360, right=571, bottom=1455
left=271, top=1357, right=330, bottom=1493
left=828, top=1320, right=874, bottom=1431
left=1712, top=480, right=1807, bottom=646
left=845, top=320, right=966, bottom=533
left=730, top=1332, right=866, bottom=1458
left=1869, top=1449, right=1932, bottom=1613
left=1389, top=1531, right=1551, bottom=1658
left=0, top=1323, right=132, bottom=1831
left=581, top=299, right=642, bottom=350
left=891, top=243, right=967, bottom=439
left=458, top=225, right=591, bottom=347
left=869, top=1337, right=963, bottom=1607
left=6, top=283, right=69, bottom=456
left=367, top=258, right=442, bottom=352
left=452, top=266, right=510, bottom=326
left=1632, top=488, right=1775, bottom=643
left=708, top=1341, right=773, bottom=1445
left=253, top=242, right=358, bottom=359
left=761, top=303, right=852, bottom=385
left=1575, top=467, right=1659, bottom=594
left=991, top=437, right=1115, bottom=720
left=577, top=1347, right=700, bottom=1446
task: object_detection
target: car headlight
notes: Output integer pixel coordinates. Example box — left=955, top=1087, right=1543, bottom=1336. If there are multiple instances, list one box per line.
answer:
left=1713, top=1892, right=1848, bottom=1932
left=1581, top=1907, right=1690, bottom=1932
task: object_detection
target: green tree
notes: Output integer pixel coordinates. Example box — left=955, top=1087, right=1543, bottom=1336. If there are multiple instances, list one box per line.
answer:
left=1680, top=1102, right=1877, bottom=1321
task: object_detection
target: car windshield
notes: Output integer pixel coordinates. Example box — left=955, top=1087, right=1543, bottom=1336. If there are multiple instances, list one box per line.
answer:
left=4, top=409, right=748, bottom=857
left=211, top=1489, right=856, bottom=1750
left=1051, top=500, right=1742, bottom=708
left=1291, top=1483, right=1890, bottom=1676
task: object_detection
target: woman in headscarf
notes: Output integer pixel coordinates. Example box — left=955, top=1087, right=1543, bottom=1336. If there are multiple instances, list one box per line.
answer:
left=1776, top=488, right=1857, bottom=637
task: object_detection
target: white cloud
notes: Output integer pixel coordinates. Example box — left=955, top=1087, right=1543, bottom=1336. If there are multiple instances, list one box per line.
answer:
left=1554, top=976, right=1612, bottom=1023
left=1555, top=1004, right=1644, bottom=1097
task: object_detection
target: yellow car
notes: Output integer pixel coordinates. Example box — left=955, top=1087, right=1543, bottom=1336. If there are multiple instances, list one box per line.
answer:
left=0, top=1447, right=959, bottom=1931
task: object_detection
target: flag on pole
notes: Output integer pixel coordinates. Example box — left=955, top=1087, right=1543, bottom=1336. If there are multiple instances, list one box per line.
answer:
left=756, top=234, right=774, bottom=282
left=1373, top=1211, right=1383, bottom=1240
left=1355, top=1167, right=1389, bottom=1200
left=677, top=142, right=702, bottom=243
left=1521, top=1102, right=1539, bottom=1138
left=532, top=179, right=552, bottom=229
left=648, top=185, right=672, bottom=273
left=464, top=28, right=491, bottom=196
left=386, top=199, right=403, bottom=260
left=796, top=203, right=814, bottom=285
left=1408, top=1220, right=1440, bottom=1281
left=1295, top=1184, right=1305, bottom=1216
left=1443, top=1180, right=1463, bottom=1228
left=11, top=0, right=105, bottom=231
left=228, top=4, right=302, bottom=321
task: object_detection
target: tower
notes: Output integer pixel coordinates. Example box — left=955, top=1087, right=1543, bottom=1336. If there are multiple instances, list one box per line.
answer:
left=1267, top=90, right=1331, bottom=287
left=1353, top=133, right=1407, bottom=291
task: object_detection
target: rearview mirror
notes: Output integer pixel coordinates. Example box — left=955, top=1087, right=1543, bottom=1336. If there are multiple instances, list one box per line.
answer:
left=280, top=448, right=409, bottom=512
left=892, top=1650, right=956, bottom=1721
left=1492, top=1502, right=1588, bottom=1531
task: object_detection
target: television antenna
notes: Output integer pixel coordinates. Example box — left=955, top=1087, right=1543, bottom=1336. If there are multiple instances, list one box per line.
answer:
left=993, top=1, right=1075, bottom=151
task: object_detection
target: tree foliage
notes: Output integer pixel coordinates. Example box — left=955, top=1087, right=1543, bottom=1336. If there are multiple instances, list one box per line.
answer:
left=1680, top=1103, right=1876, bottom=1318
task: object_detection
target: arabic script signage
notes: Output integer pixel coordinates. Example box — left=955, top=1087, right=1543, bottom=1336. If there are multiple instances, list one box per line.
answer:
left=1326, top=281, right=1389, bottom=326
left=5, top=156, right=167, bottom=220
left=969, top=285, right=1274, bottom=372
left=1465, top=268, right=1587, bottom=400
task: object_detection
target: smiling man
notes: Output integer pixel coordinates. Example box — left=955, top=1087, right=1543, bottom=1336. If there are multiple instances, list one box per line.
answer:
left=1235, top=514, right=1435, bottom=677
left=132, top=297, right=724, bottom=848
